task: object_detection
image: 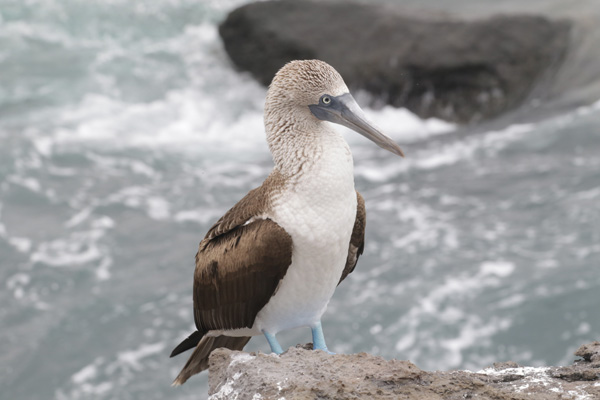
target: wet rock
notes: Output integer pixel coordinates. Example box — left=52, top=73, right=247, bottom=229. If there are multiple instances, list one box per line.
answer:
left=218, top=0, right=571, bottom=123
left=208, top=342, right=600, bottom=400
left=550, top=366, right=599, bottom=382
left=575, top=341, right=600, bottom=365
left=492, top=361, right=521, bottom=370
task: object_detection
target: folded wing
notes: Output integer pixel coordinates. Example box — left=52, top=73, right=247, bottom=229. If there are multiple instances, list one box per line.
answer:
left=194, top=217, right=293, bottom=333
left=338, top=191, right=366, bottom=285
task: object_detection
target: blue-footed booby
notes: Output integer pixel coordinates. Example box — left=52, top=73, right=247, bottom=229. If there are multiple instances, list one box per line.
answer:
left=171, top=59, right=404, bottom=385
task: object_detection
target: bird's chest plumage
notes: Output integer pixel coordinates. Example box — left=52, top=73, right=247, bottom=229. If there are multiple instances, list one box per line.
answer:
left=254, top=139, right=357, bottom=333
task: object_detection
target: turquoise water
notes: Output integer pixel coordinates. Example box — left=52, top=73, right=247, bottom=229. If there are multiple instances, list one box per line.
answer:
left=1, top=1, right=599, bottom=399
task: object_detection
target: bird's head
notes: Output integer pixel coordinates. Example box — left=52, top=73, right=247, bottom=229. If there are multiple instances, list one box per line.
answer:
left=265, top=59, right=404, bottom=157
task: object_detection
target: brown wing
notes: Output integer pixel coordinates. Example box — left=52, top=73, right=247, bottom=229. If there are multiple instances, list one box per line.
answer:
left=338, top=191, right=366, bottom=285
left=194, top=218, right=292, bottom=333
left=193, top=171, right=291, bottom=333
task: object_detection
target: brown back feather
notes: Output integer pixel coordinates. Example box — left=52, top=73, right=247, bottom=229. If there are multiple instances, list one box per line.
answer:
left=201, top=171, right=284, bottom=244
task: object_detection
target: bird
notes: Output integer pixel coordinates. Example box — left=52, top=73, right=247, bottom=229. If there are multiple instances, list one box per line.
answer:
left=170, top=59, right=404, bottom=385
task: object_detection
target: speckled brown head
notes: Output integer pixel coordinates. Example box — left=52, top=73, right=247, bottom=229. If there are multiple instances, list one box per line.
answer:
left=265, top=59, right=404, bottom=158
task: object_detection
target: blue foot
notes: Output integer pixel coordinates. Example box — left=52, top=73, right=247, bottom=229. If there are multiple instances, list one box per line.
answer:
left=311, top=321, right=335, bottom=354
left=262, top=331, right=284, bottom=355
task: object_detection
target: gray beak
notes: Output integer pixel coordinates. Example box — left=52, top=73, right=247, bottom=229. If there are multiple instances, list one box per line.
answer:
left=309, top=93, right=405, bottom=157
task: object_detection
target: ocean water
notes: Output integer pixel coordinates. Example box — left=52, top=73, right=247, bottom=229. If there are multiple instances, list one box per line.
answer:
left=1, top=0, right=599, bottom=399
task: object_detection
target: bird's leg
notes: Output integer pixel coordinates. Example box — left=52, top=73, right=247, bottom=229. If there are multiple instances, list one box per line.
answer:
left=311, top=321, right=335, bottom=354
left=262, top=331, right=284, bottom=355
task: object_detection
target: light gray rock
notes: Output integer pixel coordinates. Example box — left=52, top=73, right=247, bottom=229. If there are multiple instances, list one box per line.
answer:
left=207, top=342, right=600, bottom=399
left=218, top=0, right=571, bottom=123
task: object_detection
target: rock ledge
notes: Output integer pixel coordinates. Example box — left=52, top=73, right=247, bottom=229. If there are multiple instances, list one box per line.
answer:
left=208, top=342, right=600, bottom=399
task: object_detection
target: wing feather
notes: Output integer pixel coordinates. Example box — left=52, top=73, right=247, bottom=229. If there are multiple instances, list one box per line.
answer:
left=194, top=219, right=292, bottom=332
left=192, top=172, right=291, bottom=333
left=338, top=191, right=366, bottom=285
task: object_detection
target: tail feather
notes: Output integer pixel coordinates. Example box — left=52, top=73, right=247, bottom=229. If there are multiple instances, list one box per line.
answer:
left=172, top=335, right=251, bottom=386
left=170, top=330, right=203, bottom=358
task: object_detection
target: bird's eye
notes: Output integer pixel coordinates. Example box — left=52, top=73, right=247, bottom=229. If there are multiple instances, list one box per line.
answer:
left=321, top=95, right=332, bottom=105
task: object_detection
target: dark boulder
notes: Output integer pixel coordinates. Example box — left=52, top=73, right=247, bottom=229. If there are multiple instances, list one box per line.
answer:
left=219, top=0, right=571, bottom=123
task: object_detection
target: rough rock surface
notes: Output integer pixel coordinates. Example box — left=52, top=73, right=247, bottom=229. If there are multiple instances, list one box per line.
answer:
left=219, top=0, right=571, bottom=123
left=207, top=342, right=600, bottom=400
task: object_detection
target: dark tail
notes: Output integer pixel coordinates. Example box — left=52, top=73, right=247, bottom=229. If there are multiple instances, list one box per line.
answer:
left=172, top=335, right=251, bottom=386
left=170, top=330, right=203, bottom=358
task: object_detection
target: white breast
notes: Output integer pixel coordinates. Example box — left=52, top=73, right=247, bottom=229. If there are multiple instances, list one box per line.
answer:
left=253, top=131, right=357, bottom=334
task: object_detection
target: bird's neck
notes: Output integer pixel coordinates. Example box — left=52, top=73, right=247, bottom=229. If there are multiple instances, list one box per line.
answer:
left=266, top=113, right=353, bottom=184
